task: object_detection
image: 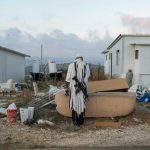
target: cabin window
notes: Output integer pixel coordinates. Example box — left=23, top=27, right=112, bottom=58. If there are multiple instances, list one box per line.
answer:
left=135, top=50, right=139, bottom=59
left=106, top=55, right=107, bottom=60
left=116, top=50, right=120, bottom=65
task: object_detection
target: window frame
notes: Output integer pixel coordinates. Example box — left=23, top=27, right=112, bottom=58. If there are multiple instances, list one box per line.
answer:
left=135, top=50, right=139, bottom=60
left=106, top=55, right=107, bottom=61
left=116, top=49, right=120, bottom=65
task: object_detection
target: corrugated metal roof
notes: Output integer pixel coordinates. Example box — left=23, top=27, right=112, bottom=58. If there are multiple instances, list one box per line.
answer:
left=0, top=46, right=30, bottom=57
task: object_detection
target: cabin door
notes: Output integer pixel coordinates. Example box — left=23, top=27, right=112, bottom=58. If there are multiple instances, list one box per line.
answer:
left=134, top=48, right=150, bottom=86
left=139, top=49, right=150, bottom=86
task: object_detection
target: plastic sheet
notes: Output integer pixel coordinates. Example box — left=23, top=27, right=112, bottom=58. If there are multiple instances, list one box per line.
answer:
left=129, top=85, right=150, bottom=102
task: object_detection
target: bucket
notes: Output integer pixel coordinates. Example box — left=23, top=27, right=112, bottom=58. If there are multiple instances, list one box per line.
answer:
left=7, top=109, right=17, bottom=122
left=28, top=107, right=34, bottom=119
left=20, top=108, right=28, bottom=123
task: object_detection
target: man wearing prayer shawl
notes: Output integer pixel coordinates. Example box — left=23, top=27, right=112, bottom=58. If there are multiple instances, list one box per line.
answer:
left=65, top=53, right=90, bottom=126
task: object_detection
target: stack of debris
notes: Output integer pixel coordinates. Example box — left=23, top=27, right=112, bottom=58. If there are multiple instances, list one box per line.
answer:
left=0, top=84, right=64, bottom=126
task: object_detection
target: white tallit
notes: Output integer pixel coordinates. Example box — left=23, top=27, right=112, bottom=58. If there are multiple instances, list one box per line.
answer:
left=69, top=58, right=87, bottom=115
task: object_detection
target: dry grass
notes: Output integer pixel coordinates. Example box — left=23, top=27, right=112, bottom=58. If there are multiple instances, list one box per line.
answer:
left=89, top=68, right=108, bottom=81
left=58, top=64, right=108, bottom=81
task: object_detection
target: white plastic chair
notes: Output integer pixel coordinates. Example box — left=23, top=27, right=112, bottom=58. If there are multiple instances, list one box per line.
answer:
left=33, top=82, right=45, bottom=97
left=3, top=79, right=15, bottom=96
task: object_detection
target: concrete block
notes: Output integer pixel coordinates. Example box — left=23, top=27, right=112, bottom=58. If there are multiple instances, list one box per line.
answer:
left=94, top=121, right=122, bottom=128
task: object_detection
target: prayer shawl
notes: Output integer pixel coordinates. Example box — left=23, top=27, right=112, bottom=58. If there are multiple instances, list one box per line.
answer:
left=67, top=58, right=88, bottom=115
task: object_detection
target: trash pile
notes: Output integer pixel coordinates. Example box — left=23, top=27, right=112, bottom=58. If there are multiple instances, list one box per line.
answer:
left=128, top=84, right=150, bottom=102
left=0, top=84, right=64, bottom=127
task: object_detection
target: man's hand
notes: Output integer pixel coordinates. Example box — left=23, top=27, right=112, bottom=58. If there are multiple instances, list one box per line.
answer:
left=65, top=89, right=69, bottom=96
left=65, top=81, right=70, bottom=96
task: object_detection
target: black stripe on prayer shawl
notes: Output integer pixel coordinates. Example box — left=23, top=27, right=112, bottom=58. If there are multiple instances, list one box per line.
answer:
left=69, top=62, right=77, bottom=110
left=84, top=64, right=87, bottom=78
left=74, top=62, right=77, bottom=79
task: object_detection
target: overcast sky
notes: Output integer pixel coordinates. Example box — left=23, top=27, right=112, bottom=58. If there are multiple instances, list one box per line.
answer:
left=0, top=0, right=150, bottom=63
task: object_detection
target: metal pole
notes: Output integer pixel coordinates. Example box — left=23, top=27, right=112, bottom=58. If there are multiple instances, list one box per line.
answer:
left=41, top=44, right=43, bottom=72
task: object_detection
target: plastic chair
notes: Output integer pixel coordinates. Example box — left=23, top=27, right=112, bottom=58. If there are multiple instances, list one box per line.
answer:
left=32, top=82, right=45, bottom=97
left=4, top=79, right=15, bottom=96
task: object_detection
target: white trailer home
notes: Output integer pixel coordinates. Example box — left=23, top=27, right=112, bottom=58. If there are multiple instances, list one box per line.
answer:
left=103, top=34, right=150, bottom=86
left=0, top=46, right=30, bottom=82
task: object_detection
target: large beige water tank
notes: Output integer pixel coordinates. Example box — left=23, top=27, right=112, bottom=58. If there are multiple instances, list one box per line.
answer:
left=55, top=91, right=136, bottom=118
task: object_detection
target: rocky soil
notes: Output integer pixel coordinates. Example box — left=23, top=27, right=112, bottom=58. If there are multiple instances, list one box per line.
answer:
left=0, top=102, right=150, bottom=149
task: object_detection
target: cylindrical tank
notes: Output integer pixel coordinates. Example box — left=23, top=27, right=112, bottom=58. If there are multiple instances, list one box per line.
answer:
left=48, top=60, right=57, bottom=73
left=32, top=59, right=40, bottom=73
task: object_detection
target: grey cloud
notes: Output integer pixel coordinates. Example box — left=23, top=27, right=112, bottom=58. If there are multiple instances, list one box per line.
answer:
left=121, top=14, right=150, bottom=33
left=0, top=27, right=112, bottom=63
left=0, top=27, right=39, bottom=54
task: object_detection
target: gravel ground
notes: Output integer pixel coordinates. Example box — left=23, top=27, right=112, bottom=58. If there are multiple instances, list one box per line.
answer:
left=0, top=102, right=150, bottom=148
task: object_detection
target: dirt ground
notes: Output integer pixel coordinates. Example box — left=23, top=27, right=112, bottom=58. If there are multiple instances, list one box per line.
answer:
left=1, top=100, right=150, bottom=149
